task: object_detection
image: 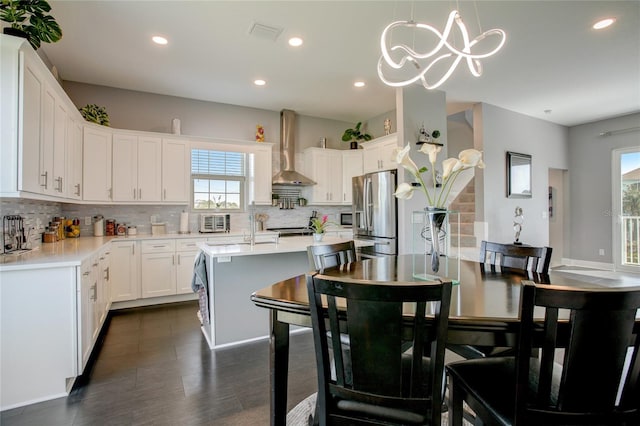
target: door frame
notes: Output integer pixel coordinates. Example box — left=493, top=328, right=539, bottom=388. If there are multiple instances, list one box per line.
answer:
left=612, top=147, right=640, bottom=273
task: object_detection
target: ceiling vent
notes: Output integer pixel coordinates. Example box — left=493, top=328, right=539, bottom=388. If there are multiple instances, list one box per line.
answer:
left=248, top=22, right=283, bottom=41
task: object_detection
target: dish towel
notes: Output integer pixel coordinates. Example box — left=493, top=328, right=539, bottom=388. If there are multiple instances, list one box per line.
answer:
left=191, top=251, right=210, bottom=325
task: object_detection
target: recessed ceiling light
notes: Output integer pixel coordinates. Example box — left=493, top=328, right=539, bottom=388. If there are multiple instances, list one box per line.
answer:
left=593, top=17, right=616, bottom=30
left=254, top=79, right=266, bottom=86
left=288, top=37, right=303, bottom=47
left=152, top=36, right=168, bottom=45
left=354, top=81, right=365, bottom=88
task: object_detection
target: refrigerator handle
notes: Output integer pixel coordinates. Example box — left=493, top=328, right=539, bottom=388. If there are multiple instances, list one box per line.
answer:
left=364, top=177, right=372, bottom=231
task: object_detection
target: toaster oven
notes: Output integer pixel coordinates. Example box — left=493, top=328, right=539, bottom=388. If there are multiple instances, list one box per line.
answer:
left=199, top=213, right=230, bottom=233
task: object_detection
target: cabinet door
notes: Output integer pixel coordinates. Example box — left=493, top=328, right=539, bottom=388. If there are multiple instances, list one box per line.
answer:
left=98, top=248, right=111, bottom=325
left=162, top=139, right=189, bottom=203
left=304, top=148, right=342, bottom=204
left=112, top=133, right=138, bottom=201
left=249, top=144, right=273, bottom=205
left=80, top=257, right=98, bottom=368
left=52, top=100, right=68, bottom=196
left=66, top=118, right=83, bottom=200
left=342, top=150, right=363, bottom=204
left=40, top=85, right=55, bottom=195
left=362, top=134, right=398, bottom=173
left=110, top=241, right=139, bottom=302
left=83, top=126, right=112, bottom=202
left=137, top=136, right=162, bottom=201
left=19, top=57, right=44, bottom=193
left=176, top=250, right=199, bottom=294
left=141, top=252, right=176, bottom=298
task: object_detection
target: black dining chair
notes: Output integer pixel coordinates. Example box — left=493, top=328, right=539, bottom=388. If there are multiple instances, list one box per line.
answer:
left=307, top=240, right=357, bottom=272
left=479, top=240, right=552, bottom=274
left=306, top=272, right=453, bottom=425
left=447, top=240, right=553, bottom=360
left=446, top=281, right=640, bottom=426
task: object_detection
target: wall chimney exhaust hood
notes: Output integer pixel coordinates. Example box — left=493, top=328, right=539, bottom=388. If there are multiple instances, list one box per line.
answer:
left=272, top=109, right=316, bottom=186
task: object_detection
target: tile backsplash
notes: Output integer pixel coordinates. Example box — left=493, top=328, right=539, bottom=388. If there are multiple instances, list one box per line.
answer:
left=1, top=198, right=352, bottom=244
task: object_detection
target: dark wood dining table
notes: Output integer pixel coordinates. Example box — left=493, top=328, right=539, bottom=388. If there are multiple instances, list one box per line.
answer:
left=250, top=254, right=639, bottom=426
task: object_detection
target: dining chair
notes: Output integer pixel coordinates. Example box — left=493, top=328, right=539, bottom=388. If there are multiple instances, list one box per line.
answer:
left=447, top=240, right=553, bottom=360
left=479, top=240, right=553, bottom=274
left=307, top=240, right=357, bottom=272
left=306, top=272, right=453, bottom=425
left=446, top=281, right=640, bottom=426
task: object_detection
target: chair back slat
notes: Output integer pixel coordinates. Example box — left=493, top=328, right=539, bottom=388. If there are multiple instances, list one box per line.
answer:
left=516, top=281, right=640, bottom=423
left=307, top=273, right=452, bottom=425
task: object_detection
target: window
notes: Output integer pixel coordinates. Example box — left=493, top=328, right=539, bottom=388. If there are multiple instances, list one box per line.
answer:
left=191, top=149, right=245, bottom=211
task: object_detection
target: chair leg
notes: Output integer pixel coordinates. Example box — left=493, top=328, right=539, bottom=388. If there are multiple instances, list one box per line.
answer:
left=448, top=379, right=464, bottom=426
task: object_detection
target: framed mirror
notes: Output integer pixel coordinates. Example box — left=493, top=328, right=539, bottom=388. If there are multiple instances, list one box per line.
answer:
left=506, top=151, right=532, bottom=198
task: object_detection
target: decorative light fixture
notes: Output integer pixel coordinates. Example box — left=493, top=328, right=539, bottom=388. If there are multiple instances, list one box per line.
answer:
left=377, top=10, right=506, bottom=90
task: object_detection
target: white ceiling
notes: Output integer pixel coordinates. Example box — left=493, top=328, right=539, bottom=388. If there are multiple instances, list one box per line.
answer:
left=41, top=1, right=639, bottom=127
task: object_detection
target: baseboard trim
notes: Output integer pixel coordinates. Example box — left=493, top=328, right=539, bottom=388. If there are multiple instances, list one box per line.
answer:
left=559, top=258, right=614, bottom=271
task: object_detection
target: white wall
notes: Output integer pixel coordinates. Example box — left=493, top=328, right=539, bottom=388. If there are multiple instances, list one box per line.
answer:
left=478, top=103, right=569, bottom=247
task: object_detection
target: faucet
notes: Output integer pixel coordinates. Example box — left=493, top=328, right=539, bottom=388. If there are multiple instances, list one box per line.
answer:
left=247, top=201, right=256, bottom=246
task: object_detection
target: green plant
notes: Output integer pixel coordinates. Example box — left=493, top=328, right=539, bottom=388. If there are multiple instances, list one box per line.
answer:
left=431, top=130, right=441, bottom=139
left=341, top=122, right=372, bottom=143
left=79, top=104, right=110, bottom=126
left=1, top=0, right=62, bottom=50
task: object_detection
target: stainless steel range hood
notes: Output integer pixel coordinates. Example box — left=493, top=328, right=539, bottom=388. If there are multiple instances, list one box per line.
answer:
left=272, top=109, right=316, bottom=186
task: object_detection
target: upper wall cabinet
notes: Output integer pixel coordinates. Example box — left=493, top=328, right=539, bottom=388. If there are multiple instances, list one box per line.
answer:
left=341, top=150, right=363, bottom=204
left=112, top=133, right=162, bottom=202
left=247, top=143, right=273, bottom=205
left=162, top=138, right=190, bottom=203
left=83, top=125, right=113, bottom=202
left=0, top=35, right=84, bottom=201
left=303, top=148, right=343, bottom=205
left=361, top=133, right=398, bottom=174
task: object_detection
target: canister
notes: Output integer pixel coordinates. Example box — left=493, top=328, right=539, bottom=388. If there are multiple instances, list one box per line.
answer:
left=127, top=226, right=137, bottom=236
left=116, top=223, right=127, bottom=236
left=42, top=229, right=57, bottom=243
left=105, top=219, right=116, bottom=236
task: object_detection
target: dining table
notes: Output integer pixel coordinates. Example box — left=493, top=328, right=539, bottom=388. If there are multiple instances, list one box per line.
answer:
left=250, top=254, right=639, bottom=426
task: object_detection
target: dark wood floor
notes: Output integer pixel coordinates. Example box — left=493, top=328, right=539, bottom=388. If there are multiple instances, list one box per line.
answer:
left=1, top=301, right=318, bottom=426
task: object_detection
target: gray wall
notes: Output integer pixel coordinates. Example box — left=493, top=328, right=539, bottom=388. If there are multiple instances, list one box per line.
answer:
left=567, top=112, right=640, bottom=263
left=478, top=103, right=569, bottom=248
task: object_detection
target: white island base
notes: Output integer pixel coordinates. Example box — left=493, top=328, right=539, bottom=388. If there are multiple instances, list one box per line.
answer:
left=198, top=236, right=367, bottom=348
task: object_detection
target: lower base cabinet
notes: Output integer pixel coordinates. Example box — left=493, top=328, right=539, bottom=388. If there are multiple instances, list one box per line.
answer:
left=141, top=239, right=177, bottom=298
left=110, top=241, right=139, bottom=302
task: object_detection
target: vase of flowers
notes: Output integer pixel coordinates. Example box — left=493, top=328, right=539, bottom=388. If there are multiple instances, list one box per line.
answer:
left=394, top=143, right=485, bottom=271
left=310, top=215, right=334, bottom=242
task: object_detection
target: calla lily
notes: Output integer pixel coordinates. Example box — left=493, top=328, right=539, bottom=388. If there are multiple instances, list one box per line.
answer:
left=441, top=158, right=462, bottom=180
left=458, top=149, right=485, bottom=169
left=393, top=143, right=420, bottom=175
left=419, top=143, right=442, bottom=164
left=394, top=182, right=415, bottom=199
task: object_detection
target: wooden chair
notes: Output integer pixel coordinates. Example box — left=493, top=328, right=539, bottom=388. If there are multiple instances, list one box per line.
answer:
left=307, top=240, right=357, bottom=272
left=479, top=240, right=552, bottom=274
left=446, top=281, right=640, bottom=426
left=447, top=240, right=554, bottom=360
left=306, top=272, right=452, bottom=425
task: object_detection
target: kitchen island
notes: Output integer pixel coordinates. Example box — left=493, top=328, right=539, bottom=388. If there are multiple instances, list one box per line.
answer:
left=197, top=235, right=371, bottom=349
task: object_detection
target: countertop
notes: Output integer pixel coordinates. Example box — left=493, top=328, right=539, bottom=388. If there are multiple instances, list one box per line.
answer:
left=0, top=230, right=364, bottom=271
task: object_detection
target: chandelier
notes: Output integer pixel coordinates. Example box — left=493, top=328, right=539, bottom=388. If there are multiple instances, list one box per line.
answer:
left=377, top=10, right=506, bottom=90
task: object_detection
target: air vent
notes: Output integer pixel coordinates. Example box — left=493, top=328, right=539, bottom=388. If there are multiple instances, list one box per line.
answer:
left=248, top=22, right=283, bottom=41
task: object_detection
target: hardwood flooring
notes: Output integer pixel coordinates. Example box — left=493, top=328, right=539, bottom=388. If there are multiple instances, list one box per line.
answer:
left=1, top=301, right=318, bottom=426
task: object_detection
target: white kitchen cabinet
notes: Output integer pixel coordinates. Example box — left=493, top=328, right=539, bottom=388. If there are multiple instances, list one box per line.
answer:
left=83, top=125, right=112, bottom=202
left=52, top=100, right=69, bottom=196
left=141, top=239, right=177, bottom=298
left=341, top=150, right=363, bottom=204
left=110, top=241, right=139, bottom=302
left=303, top=148, right=343, bottom=205
left=96, top=246, right=111, bottom=328
left=112, top=133, right=162, bottom=202
left=79, top=255, right=97, bottom=370
left=66, top=117, right=83, bottom=200
left=361, top=133, right=398, bottom=173
left=162, top=138, right=190, bottom=203
left=41, top=84, right=56, bottom=196
left=248, top=143, right=273, bottom=205
left=176, top=239, right=202, bottom=294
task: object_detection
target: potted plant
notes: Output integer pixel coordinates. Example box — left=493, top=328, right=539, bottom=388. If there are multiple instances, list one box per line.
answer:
left=79, top=104, right=110, bottom=126
left=1, top=0, right=62, bottom=50
left=341, top=122, right=372, bottom=149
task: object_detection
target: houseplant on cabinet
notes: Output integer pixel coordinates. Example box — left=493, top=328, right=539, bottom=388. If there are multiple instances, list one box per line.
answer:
left=342, top=122, right=372, bottom=149
left=1, top=0, right=62, bottom=50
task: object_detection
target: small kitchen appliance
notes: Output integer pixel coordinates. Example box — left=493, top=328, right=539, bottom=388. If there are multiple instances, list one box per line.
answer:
left=199, top=213, right=230, bottom=233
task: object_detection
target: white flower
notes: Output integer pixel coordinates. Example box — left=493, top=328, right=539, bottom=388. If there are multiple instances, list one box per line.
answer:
left=394, top=182, right=415, bottom=199
left=393, top=143, right=485, bottom=208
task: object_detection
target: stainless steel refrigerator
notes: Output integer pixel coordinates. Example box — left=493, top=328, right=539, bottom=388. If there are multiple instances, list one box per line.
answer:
left=352, top=170, right=397, bottom=257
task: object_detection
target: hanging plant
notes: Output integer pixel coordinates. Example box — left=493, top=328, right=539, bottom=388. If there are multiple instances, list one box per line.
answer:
left=79, top=104, right=110, bottom=126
